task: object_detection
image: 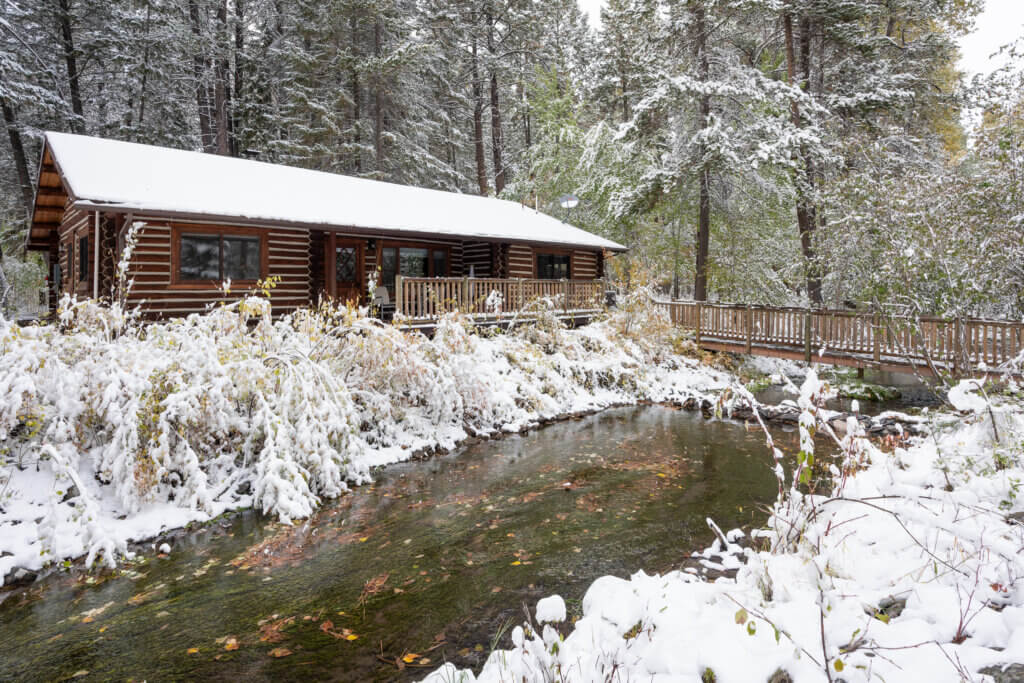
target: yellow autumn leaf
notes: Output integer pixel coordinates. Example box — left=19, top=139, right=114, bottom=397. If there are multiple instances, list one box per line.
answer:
left=402, top=653, right=421, bottom=663
left=268, top=647, right=292, bottom=658
left=187, top=648, right=199, bottom=654
left=510, top=560, right=521, bottom=566
left=345, top=634, right=359, bottom=641
left=224, top=637, right=239, bottom=651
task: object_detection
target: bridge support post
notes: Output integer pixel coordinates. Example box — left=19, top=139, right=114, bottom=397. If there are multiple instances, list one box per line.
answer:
left=804, top=310, right=812, bottom=363
left=873, top=311, right=881, bottom=364
left=745, top=305, right=752, bottom=354
left=695, top=302, right=702, bottom=347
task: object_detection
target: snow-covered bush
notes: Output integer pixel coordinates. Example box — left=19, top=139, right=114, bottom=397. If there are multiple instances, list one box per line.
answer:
left=0, top=292, right=728, bottom=579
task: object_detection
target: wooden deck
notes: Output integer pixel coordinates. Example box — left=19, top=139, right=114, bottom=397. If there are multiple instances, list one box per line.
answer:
left=657, top=300, right=1024, bottom=377
left=393, top=276, right=604, bottom=324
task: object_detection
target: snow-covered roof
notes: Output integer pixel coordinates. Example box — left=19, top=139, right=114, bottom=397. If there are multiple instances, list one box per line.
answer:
left=44, top=132, right=626, bottom=252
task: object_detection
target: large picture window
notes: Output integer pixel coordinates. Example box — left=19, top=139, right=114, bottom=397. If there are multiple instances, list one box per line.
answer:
left=536, top=252, right=570, bottom=280
left=380, top=243, right=449, bottom=292
left=179, top=232, right=262, bottom=282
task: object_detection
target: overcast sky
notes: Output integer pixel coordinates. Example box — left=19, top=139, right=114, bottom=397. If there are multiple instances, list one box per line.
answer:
left=576, top=0, right=1024, bottom=78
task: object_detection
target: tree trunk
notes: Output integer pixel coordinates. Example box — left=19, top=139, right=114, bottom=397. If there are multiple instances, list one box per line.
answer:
left=350, top=15, right=362, bottom=173
left=1, top=92, right=34, bottom=220
left=373, top=17, right=384, bottom=171
left=486, top=17, right=505, bottom=194
left=470, top=32, right=489, bottom=195
left=233, top=0, right=245, bottom=156
left=136, top=3, right=152, bottom=131
left=489, top=72, right=505, bottom=194
left=692, top=0, right=711, bottom=302
left=214, top=0, right=233, bottom=156
left=56, top=0, right=84, bottom=133
left=189, top=0, right=216, bottom=153
left=783, top=12, right=822, bottom=306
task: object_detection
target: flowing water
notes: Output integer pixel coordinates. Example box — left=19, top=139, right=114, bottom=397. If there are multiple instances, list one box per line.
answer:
left=0, top=406, right=822, bottom=681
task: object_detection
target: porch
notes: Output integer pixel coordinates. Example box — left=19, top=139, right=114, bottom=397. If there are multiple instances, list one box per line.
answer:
left=391, top=276, right=606, bottom=325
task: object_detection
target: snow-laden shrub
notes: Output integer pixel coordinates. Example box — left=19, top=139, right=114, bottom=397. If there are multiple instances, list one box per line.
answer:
left=0, top=292, right=726, bottom=575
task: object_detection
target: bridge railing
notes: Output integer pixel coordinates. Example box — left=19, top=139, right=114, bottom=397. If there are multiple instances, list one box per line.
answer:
left=658, top=300, right=1024, bottom=372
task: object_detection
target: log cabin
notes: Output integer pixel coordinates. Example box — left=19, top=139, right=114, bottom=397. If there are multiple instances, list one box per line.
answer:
left=25, top=132, right=626, bottom=321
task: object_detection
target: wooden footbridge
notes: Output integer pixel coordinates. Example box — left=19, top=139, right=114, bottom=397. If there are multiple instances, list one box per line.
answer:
left=656, top=300, right=1024, bottom=377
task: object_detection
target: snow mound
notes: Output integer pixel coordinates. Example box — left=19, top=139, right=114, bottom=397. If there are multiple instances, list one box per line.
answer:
left=535, top=595, right=566, bottom=624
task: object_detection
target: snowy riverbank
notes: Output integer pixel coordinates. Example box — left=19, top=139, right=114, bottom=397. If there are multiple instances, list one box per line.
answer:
left=424, top=375, right=1024, bottom=683
left=0, top=294, right=731, bottom=585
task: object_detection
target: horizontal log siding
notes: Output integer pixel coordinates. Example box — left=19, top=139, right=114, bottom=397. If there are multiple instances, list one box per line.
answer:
left=124, top=220, right=310, bottom=317
left=507, top=244, right=534, bottom=278
left=309, top=231, right=326, bottom=305
left=58, top=205, right=89, bottom=295
left=462, top=241, right=492, bottom=278
left=572, top=250, right=598, bottom=279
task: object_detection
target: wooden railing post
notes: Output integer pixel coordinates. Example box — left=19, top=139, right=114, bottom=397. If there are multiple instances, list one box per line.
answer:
left=804, top=309, right=812, bottom=363
left=745, top=305, right=752, bottom=354
left=461, top=276, right=469, bottom=314
left=394, top=275, right=403, bottom=316
left=518, top=278, right=524, bottom=311
left=563, top=280, right=570, bottom=313
left=695, top=302, right=702, bottom=346
left=872, top=311, right=881, bottom=363
left=954, top=318, right=963, bottom=376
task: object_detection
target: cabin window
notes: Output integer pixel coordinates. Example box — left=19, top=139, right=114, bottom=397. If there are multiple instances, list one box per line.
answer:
left=380, top=244, right=449, bottom=292
left=179, top=232, right=261, bottom=281
left=78, top=236, right=89, bottom=282
left=536, top=252, right=570, bottom=280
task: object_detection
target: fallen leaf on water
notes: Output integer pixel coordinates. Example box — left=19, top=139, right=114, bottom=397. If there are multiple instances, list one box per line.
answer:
left=359, top=537, right=368, bottom=542
left=320, top=620, right=334, bottom=633
left=421, top=658, right=431, bottom=665
left=491, top=586, right=502, bottom=593
left=72, top=671, right=88, bottom=678
left=268, top=647, right=292, bottom=658
left=224, top=636, right=239, bottom=651
left=510, top=561, right=521, bottom=566
left=187, top=648, right=199, bottom=654
left=402, top=653, right=421, bottom=663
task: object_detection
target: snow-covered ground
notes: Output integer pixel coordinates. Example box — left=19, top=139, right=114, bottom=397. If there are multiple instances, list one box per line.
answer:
left=424, top=376, right=1024, bottom=683
left=0, top=293, right=729, bottom=584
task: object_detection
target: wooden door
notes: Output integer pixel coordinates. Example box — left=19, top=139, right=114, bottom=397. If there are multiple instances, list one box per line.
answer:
left=327, top=235, right=364, bottom=305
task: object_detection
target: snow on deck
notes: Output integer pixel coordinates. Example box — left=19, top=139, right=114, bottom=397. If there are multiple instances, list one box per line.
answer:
left=44, top=132, right=626, bottom=252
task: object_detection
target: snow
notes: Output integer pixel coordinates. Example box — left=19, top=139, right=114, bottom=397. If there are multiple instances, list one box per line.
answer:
left=44, top=132, right=626, bottom=252
left=424, top=381, right=1024, bottom=683
left=948, top=379, right=988, bottom=413
left=0, top=292, right=725, bottom=583
left=535, top=595, right=566, bottom=624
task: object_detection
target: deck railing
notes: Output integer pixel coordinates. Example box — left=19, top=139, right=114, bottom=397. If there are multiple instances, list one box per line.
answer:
left=394, top=276, right=604, bottom=323
left=658, top=300, right=1024, bottom=373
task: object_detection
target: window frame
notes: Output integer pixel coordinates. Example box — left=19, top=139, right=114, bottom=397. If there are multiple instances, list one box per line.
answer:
left=535, top=249, right=573, bottom=280
left=78, top=235, right=90, bottom=283
left=378, top=240, right=451, bottom=292
left=170, top=224, right=268, bottom=288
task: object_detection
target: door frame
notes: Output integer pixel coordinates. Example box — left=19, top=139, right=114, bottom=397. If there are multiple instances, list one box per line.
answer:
left=325, top=234, right=365, bottom=301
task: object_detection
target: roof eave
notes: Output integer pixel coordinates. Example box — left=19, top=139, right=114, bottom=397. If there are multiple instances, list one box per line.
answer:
left=70, top=201, right=630, bottom=253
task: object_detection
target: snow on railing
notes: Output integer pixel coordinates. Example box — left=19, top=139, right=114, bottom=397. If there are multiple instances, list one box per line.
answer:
left=657, top=300, right=1024, bottom=374
left=395, top=276, right=604, bottom=322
